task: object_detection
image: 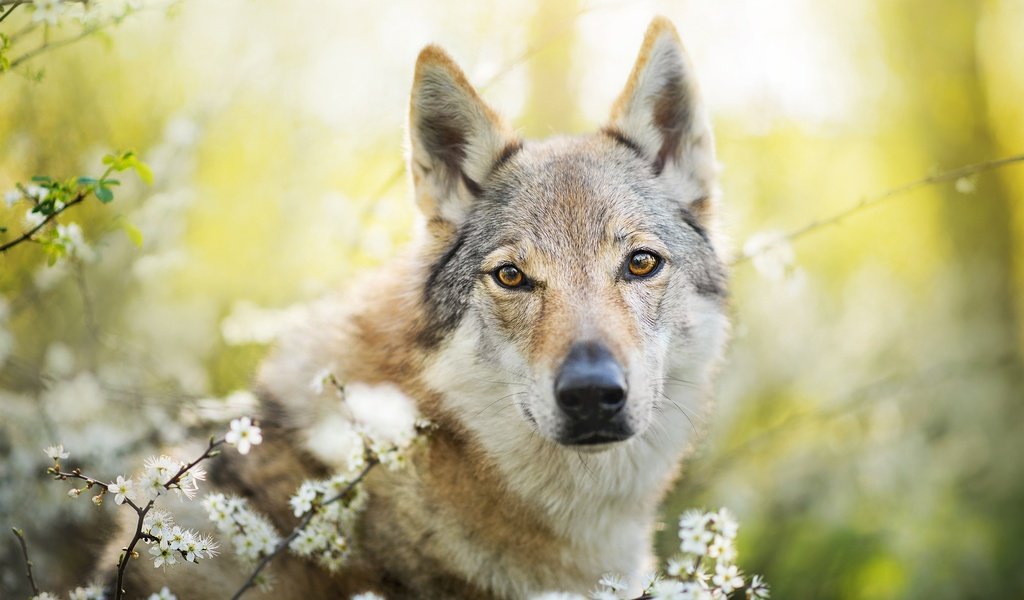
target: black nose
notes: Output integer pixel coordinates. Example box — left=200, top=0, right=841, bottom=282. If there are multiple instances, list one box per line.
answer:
left=555, top=342, right=627, bottom=421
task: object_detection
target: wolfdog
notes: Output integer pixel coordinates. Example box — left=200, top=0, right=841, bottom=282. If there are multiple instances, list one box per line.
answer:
left=111, top=16, right=728, bottom=599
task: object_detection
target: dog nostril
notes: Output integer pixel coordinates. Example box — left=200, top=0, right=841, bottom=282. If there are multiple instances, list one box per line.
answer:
left=556, top=383, right=627, bottom=417
left=554, top=342, right=628, bottom=419
left=597, top=386, right=626, bottom=412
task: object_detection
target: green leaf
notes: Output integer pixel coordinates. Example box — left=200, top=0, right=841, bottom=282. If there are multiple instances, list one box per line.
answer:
left=31, top=175, right=53, bottom=183
left=0, top=226, right=7, bottom=233
left=132, top=160, right=154, bottom=185
left=95, top=185, right=114, bottom=203
left=77, top=176, right=99, bottom=185
left=120, top=219, right=143, bottom=247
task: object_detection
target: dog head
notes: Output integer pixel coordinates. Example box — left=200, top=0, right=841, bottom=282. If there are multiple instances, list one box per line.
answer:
left=412, top=18, right=728, bottom=450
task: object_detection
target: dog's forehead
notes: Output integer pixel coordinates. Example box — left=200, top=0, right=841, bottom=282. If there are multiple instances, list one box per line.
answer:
left=478, top=136, right=676, bottom=253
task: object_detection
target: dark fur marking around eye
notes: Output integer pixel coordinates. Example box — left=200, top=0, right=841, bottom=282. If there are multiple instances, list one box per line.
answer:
left=419, top=227, right=495, bottom=348
left=601, top=127, right=646, bottom=161
left=425, top=232, right=467, bottom=296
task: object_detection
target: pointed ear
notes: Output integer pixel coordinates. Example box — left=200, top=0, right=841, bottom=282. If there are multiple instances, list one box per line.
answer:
left=607, top=17, right=717, bottom=222
left=408, top=45, right=519, bottom=235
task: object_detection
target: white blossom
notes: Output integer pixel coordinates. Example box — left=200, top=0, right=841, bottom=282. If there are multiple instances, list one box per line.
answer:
left=711, top=564, right=743, bottom=594
left=742, top=230, right=795, bottom=281
left=597, top=573, right=629, bottom=592
left=225, top=416, right=263, bottom=454
left=710, top=508, right=739, bottom=540
left=68, top=585, right=106, bottom=600
left=107, top=475, right=136, bottom=505
left=149, top=544, right=177, bottom=568
left=706, top=535, right=736, bottom=563
left=25, top=184, right=48, bottom=201
left=351, top=594, right=387, bottom=600
left=139, top=468, right=167, bottom=502
left=147, top=587, right=177, bottom=600
left=203, top=493, right=281, bottom=562
left=290, top=480, right=320, bottom=517
left=31, top=0, right=65, bottom=25
left=747, top=574, right=770, bottom=599
left=4, top=189, right=20, bottom=206
left=43, top=443, right=69, bottom=461
left=954, top=176, right=976, bottom=194
left=44, top=342, right=76, bottom=377
left=649, top=579, right=684, bottom=599
left=679, top=525, right=713, bottom=556
left=55, top=222, right=96, bottom=262
left=143, top=509, right=174, bottom=538
left=310, top=368, right=333, bottom=395
left=31, top=593, right=61, bottom=600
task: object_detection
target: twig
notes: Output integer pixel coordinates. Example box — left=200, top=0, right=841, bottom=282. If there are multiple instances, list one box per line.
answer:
left=9, top=21, right=111, bottom=69
left=0, top=0, right=87, bottom=5
left=734, top=153, right=1024, bottom=265
left=0, top=191, right=86, bottom=253
left=10, top=527, right=41, bottom=596
left=0, top=1, right=23, bottom=24
left=50, top=437, right=225, bottom=600
left=230, top=459, right=378, bottom=600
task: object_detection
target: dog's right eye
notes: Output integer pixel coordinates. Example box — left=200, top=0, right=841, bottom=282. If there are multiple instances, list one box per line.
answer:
left=493, top=265, right=528, bottom=289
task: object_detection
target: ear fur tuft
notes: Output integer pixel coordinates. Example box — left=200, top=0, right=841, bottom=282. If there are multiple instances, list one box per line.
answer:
left=408, top=45, right=517, bottom=230
left=608, top=17, right=717, bottom=220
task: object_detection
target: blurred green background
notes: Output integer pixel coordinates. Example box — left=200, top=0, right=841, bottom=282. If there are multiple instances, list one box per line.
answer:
left=2, top=0, right=1023, bottom=598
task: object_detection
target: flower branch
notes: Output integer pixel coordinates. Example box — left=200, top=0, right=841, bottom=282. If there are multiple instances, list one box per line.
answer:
left=736, top=152, right=1024, bottom=270
left=229, top=459, right=378, bottom=600
left=10, top=527, right=41, bottom=597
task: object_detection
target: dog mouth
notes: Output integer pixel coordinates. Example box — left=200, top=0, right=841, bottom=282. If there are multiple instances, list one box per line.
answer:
left=559, top=422, right=634, bottom=447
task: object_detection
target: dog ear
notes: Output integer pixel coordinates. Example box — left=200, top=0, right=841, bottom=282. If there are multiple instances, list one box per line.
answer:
left=607, top=17, right=717, bottom=222
left=408, top=45, right=519, bottom=234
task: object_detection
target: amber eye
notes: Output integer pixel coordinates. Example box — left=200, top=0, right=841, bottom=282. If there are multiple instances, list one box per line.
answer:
left=627, top=250, right=661, bottom=278
left=494, top=265, right=526, bottom=288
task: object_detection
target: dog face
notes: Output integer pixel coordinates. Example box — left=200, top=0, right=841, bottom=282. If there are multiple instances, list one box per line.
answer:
left=412, top=18, right=727, bottom=449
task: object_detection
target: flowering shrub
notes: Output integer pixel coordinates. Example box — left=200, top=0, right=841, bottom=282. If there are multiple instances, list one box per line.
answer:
left=204, top=374, right=434, bottom=597
left=13, top=373, right=438, bottom=600
left=19, top=417, right=263, bottom=600
left=532, top=508, right=770, bottom=600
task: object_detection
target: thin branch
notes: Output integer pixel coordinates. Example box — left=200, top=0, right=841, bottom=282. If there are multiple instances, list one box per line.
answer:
left=9, top=21, right=110, bottom=69
left=112, top=438, right=224, bottom=600
left=50, top=437, right=225, bottom=600
left=230, top=459, right=378, bottom=600
left=734, top=153, right=1024, bottom=265
left=72, top=257, right=101, bottom=344
left=0, top=191, right=86, bottom=253
left=0, top=1, right=23, bottom=24
left=10, top=527, right=41, bottom=596
left=0, top=0, right=87, bottom=5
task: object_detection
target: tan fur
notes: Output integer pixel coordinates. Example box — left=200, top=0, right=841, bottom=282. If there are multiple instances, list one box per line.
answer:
left=101, top=17, right=729, bottom=600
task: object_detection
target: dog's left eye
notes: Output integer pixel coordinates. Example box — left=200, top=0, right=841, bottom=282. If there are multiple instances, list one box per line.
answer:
left=493, top=265, right=528, bottom=289
left=625, top=250, right=662, bottom=279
